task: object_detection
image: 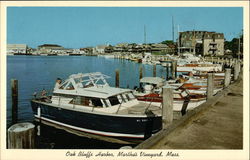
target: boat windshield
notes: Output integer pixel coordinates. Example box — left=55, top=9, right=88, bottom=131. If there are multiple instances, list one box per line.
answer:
left=72, top=73, right=109, bottom=88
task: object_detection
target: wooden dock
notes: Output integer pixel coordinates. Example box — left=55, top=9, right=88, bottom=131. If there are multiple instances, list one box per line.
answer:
left=135, top=71, right=243, bottom=149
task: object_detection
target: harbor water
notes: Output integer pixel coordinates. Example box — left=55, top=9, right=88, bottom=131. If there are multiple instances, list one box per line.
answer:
left=7, top=55, right=168, bottom=148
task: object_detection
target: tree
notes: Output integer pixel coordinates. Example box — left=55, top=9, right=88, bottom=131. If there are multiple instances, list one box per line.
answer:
left=224, top=34, right=243, bottom=58
left=161, top=40, right=174, bottom=45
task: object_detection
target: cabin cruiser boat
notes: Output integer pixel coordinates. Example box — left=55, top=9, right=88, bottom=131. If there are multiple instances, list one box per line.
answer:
left=134, top=77, right=206, bottom=115
left=31, top=72, right=162, bottom=140
left=177, top=54, right=222, bottom=72
left=177, top=63, right=222, bottom=72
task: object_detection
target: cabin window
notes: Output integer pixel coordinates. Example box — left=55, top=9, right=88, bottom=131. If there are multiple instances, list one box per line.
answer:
left=125, top=94, right=131, bottom=101
left=70, top=96, right=90, bottom=106
left=123, top=94, right=129, bottom=102
left=128, top=92, right=135, bottom=99
left=108, top=96, right=120, bottom=106
left=59, top=82, right=67, bottom=89
left=102, top=99, right=109, bottom=107
left=117, top=95, right=123, bottom=103
left=105, top=99, right=112, bottom=107
left=120, top=94, right=127, bottom=102
left=91, top=98, right=103, bottom=107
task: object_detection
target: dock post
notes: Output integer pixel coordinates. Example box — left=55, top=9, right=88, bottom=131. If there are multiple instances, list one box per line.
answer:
left=115, top=69, right=120, bottom=88
left=166, top=63, right=169, bottom=80
left=11, top=79, right=18, bottom=125
left=224, top=68, right=231, bottom=87
left=234, top=60, right=239, bottom=81
left=139, top=66, right=143, bottom=80
left=222, top=62, right=225, bottom=71
left=206, top=73, right=214, bottom=100
left=7, top=122, right=35, bottom=149
left=153, top=64, right=156, bottom=77
left=171, top=61, right=177, bottom=79
left=162, top=87, right=173, bottom=129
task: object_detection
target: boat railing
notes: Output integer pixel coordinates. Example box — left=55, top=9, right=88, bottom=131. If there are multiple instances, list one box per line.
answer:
left=33, top=89, right=53, bottom=103
left=144, top=97, right=156, bottom=113
left=33, top=89, right=53, bottom=98
left=116, top=99, right=125, bottom=114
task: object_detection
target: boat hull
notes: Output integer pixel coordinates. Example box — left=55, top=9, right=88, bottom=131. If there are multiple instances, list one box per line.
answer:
left=31, top=100, right=162, bottom=139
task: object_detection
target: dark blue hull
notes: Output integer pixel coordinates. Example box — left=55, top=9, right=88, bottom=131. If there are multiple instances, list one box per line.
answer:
left=31, top=100, right=162, bottom=139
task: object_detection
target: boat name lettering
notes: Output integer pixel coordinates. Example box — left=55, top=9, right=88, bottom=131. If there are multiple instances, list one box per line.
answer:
left=137, top=119, right=148, bottom=122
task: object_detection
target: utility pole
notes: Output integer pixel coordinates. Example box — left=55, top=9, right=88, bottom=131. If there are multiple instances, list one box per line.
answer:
left=144, top=25, right=146, bottom=44
left=172, top=16, right=174, bottom=42
left=238, top=31, right=241, bottom=59
left=177, top=25, right=180, bottom=55
left=193, top=29, right=196, bottom=55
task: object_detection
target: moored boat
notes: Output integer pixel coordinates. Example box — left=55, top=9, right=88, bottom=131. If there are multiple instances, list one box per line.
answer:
left=31, top=72, right=162, bottom=140
left=134, top=77, right=206, bottom=115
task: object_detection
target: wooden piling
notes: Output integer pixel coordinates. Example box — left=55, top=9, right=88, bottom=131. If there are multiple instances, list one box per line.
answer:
left=153, top=65, right=156, bottom=77
left=11, top=79, right=18, bottom=125
left=234, top=60, right=239, bottom=81
left=166, top=63, right=169, bottom=80
left=171, top=61, right=177, bottom=79
left=7, top=122, right=35, bottom=149
left=162, top=87, right=173, bottom=129
left=206, top=73, right=214, bottom=100
left=139, top=66, right=143, bottom=80
left=115, top=70, right=120, bottom=88
left=224, top=68, right=231, bottom=87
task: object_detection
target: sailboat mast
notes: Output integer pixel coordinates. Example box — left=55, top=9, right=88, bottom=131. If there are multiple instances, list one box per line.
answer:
left=178, top=25, right=180, bottom=55
left=193, top=29, right=196, bottom=54
left=172, top=16, right=174, bottom=42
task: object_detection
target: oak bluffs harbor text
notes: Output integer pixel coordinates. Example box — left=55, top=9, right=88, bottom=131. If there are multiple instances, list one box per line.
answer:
left=66, top=151, right=179, bottom=158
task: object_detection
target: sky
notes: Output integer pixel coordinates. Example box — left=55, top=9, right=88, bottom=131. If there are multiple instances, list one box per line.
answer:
left=7, top=7, right=243, bottom=48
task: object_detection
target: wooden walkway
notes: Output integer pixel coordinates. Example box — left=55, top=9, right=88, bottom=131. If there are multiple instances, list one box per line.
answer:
left=136, top=73, right=243, bottom=149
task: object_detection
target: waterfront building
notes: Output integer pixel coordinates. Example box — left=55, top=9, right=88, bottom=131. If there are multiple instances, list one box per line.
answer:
left=114, top=43, right=129, bottom=52
left=37, top=44, right=64, bottom=55
left=150, top=43, right=169, bottom=53
left=104, top=45, right=114, bottom=53
left=178, top=31, right=224, bottom=56
left=95, top=45, right=108, bottom=54
left=80, top=47, right=94, bottom=55
left=7, top=44, right=27, bottom=55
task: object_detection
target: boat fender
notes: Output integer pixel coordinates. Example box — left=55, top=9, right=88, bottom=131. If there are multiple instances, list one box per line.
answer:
left=37, top=107, right=41, bottom=118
